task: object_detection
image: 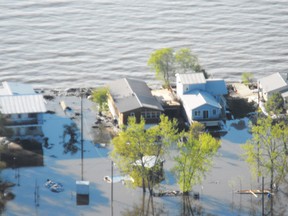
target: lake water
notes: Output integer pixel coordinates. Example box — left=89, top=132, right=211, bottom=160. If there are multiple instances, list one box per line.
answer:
left=1, top=0, right=288, bottom=89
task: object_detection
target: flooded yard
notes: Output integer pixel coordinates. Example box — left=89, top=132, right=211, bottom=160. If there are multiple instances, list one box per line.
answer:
left=1, top=94, right=287, bottom=215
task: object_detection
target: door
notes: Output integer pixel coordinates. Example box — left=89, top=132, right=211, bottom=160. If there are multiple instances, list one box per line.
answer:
left=203, top=110, right=208, bottom=119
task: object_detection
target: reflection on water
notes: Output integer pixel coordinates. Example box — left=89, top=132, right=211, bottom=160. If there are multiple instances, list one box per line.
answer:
left=0, top=139, right=43, bottom=168
left=62, top=123, right=80, bottom=155
left=120, top=194, right=208, bottom=216
left=76, top=194, right=89, bottom=206
left=0, top=182, right=15, bottom=214
left=121, top=194, right=167, bottom=216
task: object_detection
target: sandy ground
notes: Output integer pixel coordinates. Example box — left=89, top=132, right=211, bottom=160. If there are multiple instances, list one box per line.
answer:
left=1, top=94, right=286, bottom=216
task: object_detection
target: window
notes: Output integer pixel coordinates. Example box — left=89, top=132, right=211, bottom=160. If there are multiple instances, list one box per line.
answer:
left=194, top=110, right=200, bottom=117
left=213, top=109, right=216, bottom=115
left=18, top=114, right=21, bottom=119
left=28, top=113, right=37, bottom=118
left=130, top=112, right=135, bottom=117
left=156, top=112, right=160, bottom=118
left=146, top=112, right=151, bottom=119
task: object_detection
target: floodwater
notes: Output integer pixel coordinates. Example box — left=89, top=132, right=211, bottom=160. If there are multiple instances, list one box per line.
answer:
left=2, top=95, right=287, bottom=215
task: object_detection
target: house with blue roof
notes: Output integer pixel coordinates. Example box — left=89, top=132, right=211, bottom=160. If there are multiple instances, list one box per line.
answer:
left=175, top=73, right=227, bottom=127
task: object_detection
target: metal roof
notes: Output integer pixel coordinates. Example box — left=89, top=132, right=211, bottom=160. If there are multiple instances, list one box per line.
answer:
left=176, top=73, right=206, bottom=85
left=181, top=90, right=221, bottom=110
left=108, top=78, right=163, bottom=113
left=0, top=95, right=47, bottom=114
left=258, top=72, right=288, bottom=93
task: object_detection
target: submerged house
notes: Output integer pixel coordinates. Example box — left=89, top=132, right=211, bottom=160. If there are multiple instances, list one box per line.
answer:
left=175, top=73, right=227, bottom=127
left=107, top=78, right=164, bottom=126
left=258, top=72, right=288, bottom=107
left=0, top=82, right=47, bottom=137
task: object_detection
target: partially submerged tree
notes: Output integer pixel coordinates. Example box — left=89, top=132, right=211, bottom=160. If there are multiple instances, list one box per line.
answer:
left=173, top=122, right=220, bottom=194
left=241, top=72, right=254, bottom=87
left=265, top=92, right=284, bottom=115
left=148, top=47, right=205, bottom=88
left=91, top=87, right=109, bottom=113
left=243, top=117, right=288, bottom=188
left=111, top=115, right=178, bottom=195
left=173, top=122, right=220, bottom=215
left=242, top=117, right=288, bottom=214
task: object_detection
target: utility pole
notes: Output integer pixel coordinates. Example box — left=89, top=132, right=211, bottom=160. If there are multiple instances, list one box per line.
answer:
left=262, top=176, right=264, bottom=216
left=111, top=160, right=113, bottom=216
left=81, top=93, right=84, bottom=181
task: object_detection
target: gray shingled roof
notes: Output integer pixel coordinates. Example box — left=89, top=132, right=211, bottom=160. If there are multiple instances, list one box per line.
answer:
left=108, top=78, right=163, bottom=113
left=258, top=72, right=288, bottom=93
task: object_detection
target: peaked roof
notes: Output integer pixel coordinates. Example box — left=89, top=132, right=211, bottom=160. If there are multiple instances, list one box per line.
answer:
left=0, top=82, right=46, bottom=114
left=181, top=90, right=221, bottom=110
left=108, top=78, right=163, bottom=113
left=258, top=72, right=288, bottom=93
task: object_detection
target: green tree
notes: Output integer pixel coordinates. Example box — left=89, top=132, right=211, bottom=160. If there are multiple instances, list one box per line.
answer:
left=91, top=87, right=108, bottom=113
left=148, top=48, right=206, bottom=88
left=241, top=72, right=254, bottom=86
left=147, top=48, right=175, bottom=88
left=175, top=48, right=202, bottom=73
left=173, top=122, right=220, bottom=215
left=242, top=117, right=288, bottom=215
left=265, top=92, right=284, bottom=115
left=111, top=115, right=178, bottom=195
left=173, top=122, right=220, bottom=194
left=243, top=117, right=288, bottom=189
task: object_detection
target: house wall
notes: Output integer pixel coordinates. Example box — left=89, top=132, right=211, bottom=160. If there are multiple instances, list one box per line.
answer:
left=122, top=108, right=162, bottom=125
left=184, top=83, right=205, bottom=94
left=4, top=113, right=44, bottom=137
left=176, top=80, right=184, bottom=96
left=176, top=75, right=206, bottom=96
left=4, top=113, right=40, bottom=126
left=191, top=104, right=221, bottom=121
left=107, top=93, right=123, bottom=124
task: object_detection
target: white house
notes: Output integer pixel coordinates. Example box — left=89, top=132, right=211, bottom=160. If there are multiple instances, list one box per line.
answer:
left=258, top=73, right=288, bottom=107
left=176, top=73, right=227, bottom=127
left=0, top=82, right=47, bottom=137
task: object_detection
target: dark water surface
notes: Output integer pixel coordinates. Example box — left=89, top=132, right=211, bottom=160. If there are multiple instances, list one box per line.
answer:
left=1, top=0, right=288, bottom=88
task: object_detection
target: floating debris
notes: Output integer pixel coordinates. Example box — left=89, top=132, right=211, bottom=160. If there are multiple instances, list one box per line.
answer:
left=45, top=179, right=64, bottom=193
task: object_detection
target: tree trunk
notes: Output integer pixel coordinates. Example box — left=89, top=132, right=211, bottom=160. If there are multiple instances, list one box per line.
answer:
left=270, top=168, right=274, bottom=216
left=142, top=178, right=146, bottom=193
